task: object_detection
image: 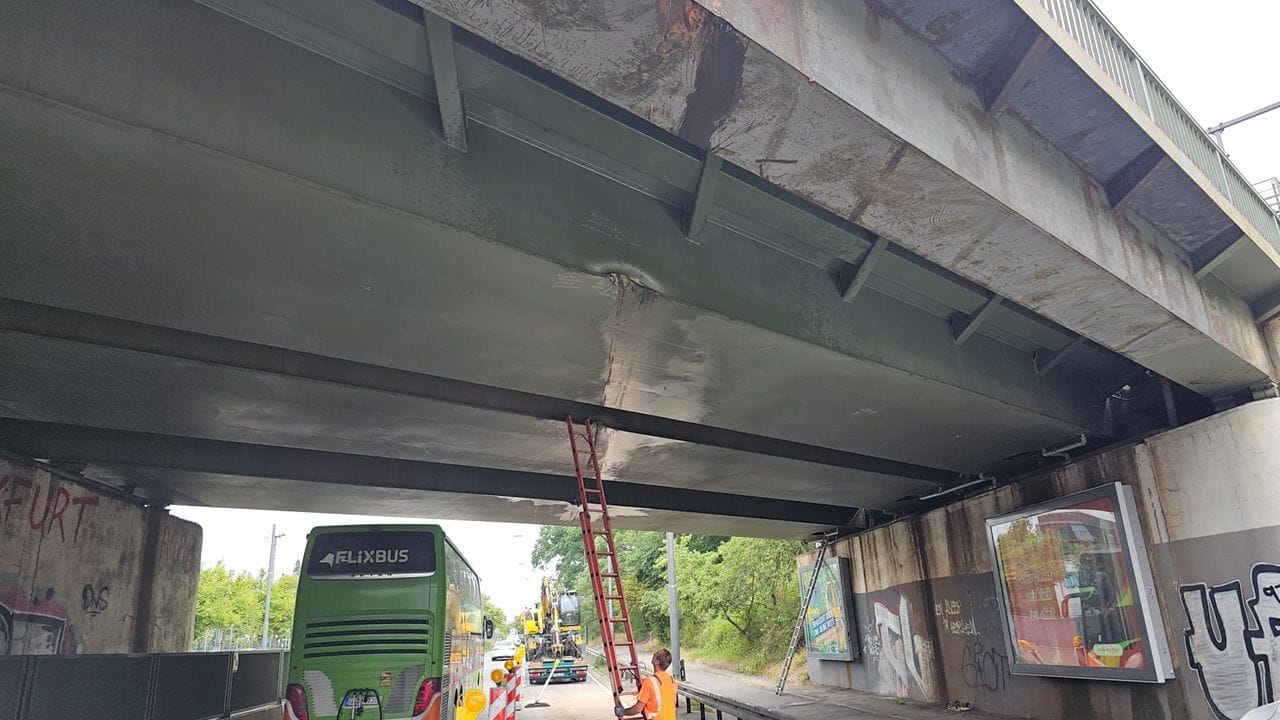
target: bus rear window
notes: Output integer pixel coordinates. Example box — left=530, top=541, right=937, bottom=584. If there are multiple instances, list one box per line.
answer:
left=307, top=531, right=436, bottom=578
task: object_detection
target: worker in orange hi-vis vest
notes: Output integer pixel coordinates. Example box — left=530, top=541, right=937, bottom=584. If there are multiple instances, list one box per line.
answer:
left=616, top=649, right=677, bottom=720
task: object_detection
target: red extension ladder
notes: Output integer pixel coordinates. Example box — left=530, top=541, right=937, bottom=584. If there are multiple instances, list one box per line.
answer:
left=565, top=417, right=642, bottom=705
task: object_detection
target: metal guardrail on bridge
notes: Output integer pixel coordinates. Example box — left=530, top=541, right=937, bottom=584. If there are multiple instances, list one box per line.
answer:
left=1028, top=0, right=1280, bottom=247
left=1255, top=178, right=1280, bottom=215
left=1, top=650, right=285, bottom=720
left=677, top=684, right=788, bottom=720
left=585, top=647, right=785, bottom=720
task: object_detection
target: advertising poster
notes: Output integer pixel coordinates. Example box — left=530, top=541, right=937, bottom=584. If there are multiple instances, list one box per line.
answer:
left=987, top=483, right=1171, bottom=682
left=798, top=557, right=857, bottom=661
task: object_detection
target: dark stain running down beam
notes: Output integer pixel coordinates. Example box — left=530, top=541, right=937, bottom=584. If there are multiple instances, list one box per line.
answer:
left=671, top=2, right=746, bottom=148
left=0, top=419, right=859, bottom=527
left=0, top=298, right=956, bottom=484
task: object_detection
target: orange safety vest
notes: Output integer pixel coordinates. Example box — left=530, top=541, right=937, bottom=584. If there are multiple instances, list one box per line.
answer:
left=637, top=671, right=677, bottom=720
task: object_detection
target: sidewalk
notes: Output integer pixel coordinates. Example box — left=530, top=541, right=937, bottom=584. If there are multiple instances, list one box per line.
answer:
left=680, top=660, right=1020, bottom=720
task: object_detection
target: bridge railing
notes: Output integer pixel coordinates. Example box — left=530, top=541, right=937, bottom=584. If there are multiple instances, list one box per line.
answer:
left=678, top=683, right=782, bottom=720
left=1256, top=178, right=1280, bottom=215
left=585, top=647, right=780, bottom=720
left=1030, top=0, right=1280, bottom=247
left=1, top=650, right=285, bottom=720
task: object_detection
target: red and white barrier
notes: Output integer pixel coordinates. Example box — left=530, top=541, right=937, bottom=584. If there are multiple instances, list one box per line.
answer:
left=488, top=667, right=523, bottom=720
left=509, top=669, right=523, bottom=710
left=488, top=688, right=507, bottom=720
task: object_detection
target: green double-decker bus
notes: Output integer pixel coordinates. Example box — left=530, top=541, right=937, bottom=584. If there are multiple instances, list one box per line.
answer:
left=283, top=524, right=489, bottom=720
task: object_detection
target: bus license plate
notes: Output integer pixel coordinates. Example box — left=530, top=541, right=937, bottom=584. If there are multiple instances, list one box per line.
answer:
left=342, top=692, right=381, bottom=709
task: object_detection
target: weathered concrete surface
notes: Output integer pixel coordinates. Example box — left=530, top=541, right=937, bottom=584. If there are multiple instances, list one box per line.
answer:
left=0, top=456, right=200, bottom=654
left=801, top=398, right=1280, bottom=720
left=0, top=0, right=1165, bottom=537
left=422, top=0, right=1274, bottom=398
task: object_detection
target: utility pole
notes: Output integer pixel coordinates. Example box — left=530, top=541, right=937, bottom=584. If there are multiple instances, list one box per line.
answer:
left=666, top=532, right=680, bottom=677
left=261, top=524, right=285, bottom=649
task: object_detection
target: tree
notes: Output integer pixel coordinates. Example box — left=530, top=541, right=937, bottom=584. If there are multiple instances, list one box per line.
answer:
left=192, top=562, right=298, bottom=649
left=483, top=595, right=510, bottom=637
left=268, top=573, right=298, bottom=640
left=676, top=536, right=804, bottom=664
left=529, top=524, right=807, bottom=675
left=531, top=525, right=589, bottom=586
left=193, top=562, right=260, bottom=643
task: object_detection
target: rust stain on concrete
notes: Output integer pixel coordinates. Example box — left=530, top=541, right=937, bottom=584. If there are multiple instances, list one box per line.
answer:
left=648, top=0, right=746, bottom=148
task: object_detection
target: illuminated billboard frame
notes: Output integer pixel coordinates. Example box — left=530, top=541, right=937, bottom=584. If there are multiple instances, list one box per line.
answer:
left=797, top=556, right=858, bottom=661
left=985, top=483, right=1173, bottom=682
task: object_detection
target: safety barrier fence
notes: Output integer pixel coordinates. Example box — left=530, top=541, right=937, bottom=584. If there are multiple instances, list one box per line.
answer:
left=0, top=650, right=286, bottom=720
left=1030, top=0, right=1280, bottom=247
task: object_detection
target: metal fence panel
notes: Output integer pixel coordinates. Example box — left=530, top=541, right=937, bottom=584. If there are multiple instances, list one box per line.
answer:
left=0, top=657, right=31, bottom=720
left=228, top=651, right=285, bottom=711
left=25, top=654, right=153, bottom=720
left=151, top=652, right=234, bottom=720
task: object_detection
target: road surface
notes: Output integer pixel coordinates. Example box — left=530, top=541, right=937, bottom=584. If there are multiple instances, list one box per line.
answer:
left=517, top=668, right=620, bottom=720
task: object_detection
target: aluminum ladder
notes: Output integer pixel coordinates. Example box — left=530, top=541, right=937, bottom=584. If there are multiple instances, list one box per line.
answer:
left=775, top=531, right=838, bottom=695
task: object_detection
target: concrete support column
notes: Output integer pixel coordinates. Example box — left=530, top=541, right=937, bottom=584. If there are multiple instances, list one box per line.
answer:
left=131, top=506, right=167, bottom=653
left=1261, top=316, right=1280, bottom=385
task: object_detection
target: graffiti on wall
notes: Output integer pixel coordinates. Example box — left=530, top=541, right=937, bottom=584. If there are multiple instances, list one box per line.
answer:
left=867, top=594, right=938, bottom=701
left=81, top=585, right=110, bottom=617
left=0, top=576, right=79, bottom=655
left=158, top=523, right=199, bottom=574
left=1181, top=563, right=1280, bottom=720
left=960, top=640, right=1009, bottom=692
left=1, top=473, right=99, bottom=544
left=936, top=597, right=979, bottom=637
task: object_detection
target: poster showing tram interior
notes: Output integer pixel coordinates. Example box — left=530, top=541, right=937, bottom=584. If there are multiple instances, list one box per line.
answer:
left=798, top=557, right=857, bottom=661
left=986, top=483, right=1165, bottom=682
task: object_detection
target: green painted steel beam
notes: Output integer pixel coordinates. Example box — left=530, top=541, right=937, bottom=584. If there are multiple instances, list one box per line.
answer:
left=425, top=13, right=467, bottom=152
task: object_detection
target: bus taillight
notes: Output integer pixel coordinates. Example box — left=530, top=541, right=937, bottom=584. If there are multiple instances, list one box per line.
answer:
left=283, top=684, right=308, bottom=720
left=412, top=677, right=441, bottom=718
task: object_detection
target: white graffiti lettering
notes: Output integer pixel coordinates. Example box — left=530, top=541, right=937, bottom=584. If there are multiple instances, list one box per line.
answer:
left=1181, top=563, right=1280, bottom=720
left=935, top=598, right=978, bottom=636
left=870, top=595, right=937, bottom=702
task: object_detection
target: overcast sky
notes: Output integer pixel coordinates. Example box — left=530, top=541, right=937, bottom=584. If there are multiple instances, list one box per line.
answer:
left=173, top=0, right=1279, bottom=623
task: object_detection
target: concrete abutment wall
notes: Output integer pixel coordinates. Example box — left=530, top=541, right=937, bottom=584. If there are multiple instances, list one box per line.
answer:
left=0, top=455, right=200, bottom=655
left=803, top=399, right=1280, bottom=720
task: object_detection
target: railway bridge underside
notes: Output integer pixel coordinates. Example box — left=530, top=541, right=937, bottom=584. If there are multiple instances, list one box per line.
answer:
left=1, top=0, right=1276, bottom=541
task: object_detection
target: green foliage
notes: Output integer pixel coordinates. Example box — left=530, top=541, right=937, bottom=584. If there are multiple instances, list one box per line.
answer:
left=530, top=527, right=806, bottom=676
left=483, top=594, right=511, bottom=637
left=193, top=561, right=298, bottom=649
left=268, top=573, right=298, bottom=639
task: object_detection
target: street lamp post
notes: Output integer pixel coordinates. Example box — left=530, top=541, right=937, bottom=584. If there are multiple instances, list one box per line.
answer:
left=261, top=524, right=285, bottom=649
left=666, top=532, right=680, bottom=677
